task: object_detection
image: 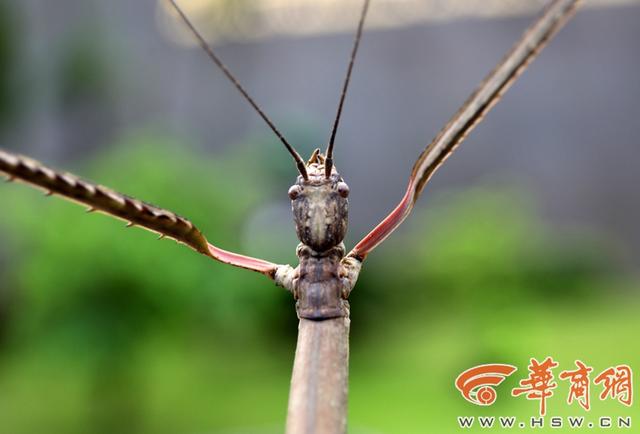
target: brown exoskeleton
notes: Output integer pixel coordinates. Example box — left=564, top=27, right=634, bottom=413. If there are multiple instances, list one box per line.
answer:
left=0, top=0, right=582, bottom=432
left=282, top=150, right=358, bottom=320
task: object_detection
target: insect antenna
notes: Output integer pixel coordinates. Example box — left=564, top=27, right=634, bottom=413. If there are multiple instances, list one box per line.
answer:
left=325, top=0, right=370, bottom=178
left=165, top=0, right=308, bottom=179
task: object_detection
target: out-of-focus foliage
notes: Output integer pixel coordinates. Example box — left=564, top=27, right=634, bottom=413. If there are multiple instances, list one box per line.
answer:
left=349, top=188, right=638, bottom=433
left=0, top=134, right=296, bottom=434
left=0, top=137, right=638, bottom=433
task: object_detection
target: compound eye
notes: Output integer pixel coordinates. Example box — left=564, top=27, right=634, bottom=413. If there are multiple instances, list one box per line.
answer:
left=288, top=185, right=302, bottom=200
left=337, top=182, right=350, bottom=198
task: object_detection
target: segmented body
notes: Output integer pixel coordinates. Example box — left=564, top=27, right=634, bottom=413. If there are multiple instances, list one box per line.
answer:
left=274, top=152, right=361, bottom=320
left=295, top=244, right=348, bottom=320
left=276, top=244, right=361, bottom=320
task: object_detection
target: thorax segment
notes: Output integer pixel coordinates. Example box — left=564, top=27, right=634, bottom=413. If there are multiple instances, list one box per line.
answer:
left=275, top=244, right=362, bottom=320
left=295, top=244, right=347, bottom=320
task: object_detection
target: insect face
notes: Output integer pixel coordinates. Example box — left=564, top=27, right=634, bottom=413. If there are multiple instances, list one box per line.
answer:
left=290, top=150, right=349, bottom=253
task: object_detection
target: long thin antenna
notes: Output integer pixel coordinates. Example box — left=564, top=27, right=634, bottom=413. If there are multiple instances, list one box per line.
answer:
left=166, top=0, right=308, bottom=179
left=325, top=0, right=371, bottom=178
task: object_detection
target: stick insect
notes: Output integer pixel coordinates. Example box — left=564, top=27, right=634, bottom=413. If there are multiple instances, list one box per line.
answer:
left=0, top=0, right=581, bottom=432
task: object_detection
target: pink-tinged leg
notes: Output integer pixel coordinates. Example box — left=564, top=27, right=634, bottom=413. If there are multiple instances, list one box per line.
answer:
left=349, top=0, right=580, bottom=262
left=348, top=180, right=415, bottom=261
left=207, top=243, right=278, bottom=277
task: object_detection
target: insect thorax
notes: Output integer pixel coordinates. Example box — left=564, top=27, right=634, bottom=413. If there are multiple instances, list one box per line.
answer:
left=283, top=150, right=353, bottom=319
left=294, top=243, right=349, bottom=320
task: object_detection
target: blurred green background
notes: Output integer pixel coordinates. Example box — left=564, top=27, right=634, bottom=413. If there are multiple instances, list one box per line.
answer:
left=1, top=0, right=639, bottom=433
